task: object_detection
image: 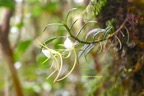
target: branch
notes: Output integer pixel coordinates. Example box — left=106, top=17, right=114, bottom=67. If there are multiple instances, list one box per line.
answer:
left=1, top=9, right=13, bottom=37
left=63, top=23, right=104, bottom=44
left=0, top=8, right=24, bottom=96
left=63, top=17, right=129, bottom=44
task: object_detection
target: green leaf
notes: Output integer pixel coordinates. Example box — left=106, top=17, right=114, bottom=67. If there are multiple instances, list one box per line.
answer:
left=32, top=6, right=42, bottom=17
left=84, top=43, right=95, bottom=58
left=93, top=29, right=105, bottom=40
left=16, top=22, right=23, bottom=29
left=64, top=8, right=77, bottom=24
left=17, top=40, right=32, bottom=54
left=103, top=26, right=112, bottom=39
left=43, top=23, right=63, bottom=32
left=76, top=21, right=97, bottom=37
left=85, top=28, right=105, bottom=40
left=36, top=55, right=48, bottom=64
left=70, top=18, right=83, bottom=31
left=43, top=2, right=58, bottom=11
left=78, top=44, right=89, bottom=58
left=54, top=39, right=63, bottom=49
left=14, top=40, right=32, bottom=61
left=44, top=36, right=62, bottom=45
left=0, top=0, right=15, bottom=9
left=39, top=36, right=64, bottom=50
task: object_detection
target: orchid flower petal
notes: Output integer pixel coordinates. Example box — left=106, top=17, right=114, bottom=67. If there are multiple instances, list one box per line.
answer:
left=64, top=37, right=73, bottom=49
left=42, top=49, right=51, bottom=58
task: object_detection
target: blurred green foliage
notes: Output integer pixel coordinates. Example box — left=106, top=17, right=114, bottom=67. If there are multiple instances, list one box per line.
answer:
left=0, top=0, right=139, bottom=96
left=0, top=0, right=15, bottom=9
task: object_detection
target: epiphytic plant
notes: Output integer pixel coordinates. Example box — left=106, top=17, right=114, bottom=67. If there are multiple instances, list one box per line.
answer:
left=37, top=7, right=129, bottom=82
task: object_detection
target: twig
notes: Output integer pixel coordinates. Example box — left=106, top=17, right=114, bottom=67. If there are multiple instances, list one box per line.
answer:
left=63, top=17, right=129, bottom=44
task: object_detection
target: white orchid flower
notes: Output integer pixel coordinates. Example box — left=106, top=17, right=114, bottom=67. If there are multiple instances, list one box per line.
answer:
left=36, top=39, right=63, bottom=83
left=62, top=37, right=74, bottom=58
left=64, top=37, right=74, bottom=50
left=56, top=37, right=77, bottom=82
left=42, top=49, right=51, bottom=58
left=37, top=37, right=77, bottom=82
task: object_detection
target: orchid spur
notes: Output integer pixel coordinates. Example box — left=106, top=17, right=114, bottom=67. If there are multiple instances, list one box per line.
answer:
left=56, top=37, right=77, bottom=82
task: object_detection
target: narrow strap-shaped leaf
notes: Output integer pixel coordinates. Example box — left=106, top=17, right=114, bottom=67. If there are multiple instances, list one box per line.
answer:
left=76, top=21, right=97, bottom=37
left=70, top=18, right=80, bottom=30
left=103, top=26, right=112, bottom=39
left=70, top=18, right=86, bottom=30
left=85, top=28, right=105, bottom=40
left=43, top=23, right=63, bottom=32
left=84, top=43, right=95, bottom=58
left=36, top=39, right=50, bottom=51
left=86, top=28, right=101, bottom=40
left=78, top=44, right=89, bottom=58
left=65, top=8, right=77, bottom=24
left=93, top=31, right=105, bottom=40
left=44, top=37, right=61, bottom=45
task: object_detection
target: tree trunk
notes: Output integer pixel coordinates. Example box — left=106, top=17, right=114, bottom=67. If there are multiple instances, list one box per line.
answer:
left=0, top=9, right=24, bottom=96
left=96, top=0, right=144, bottom=95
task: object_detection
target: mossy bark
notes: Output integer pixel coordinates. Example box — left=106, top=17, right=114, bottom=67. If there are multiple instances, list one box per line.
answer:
left=96, top=0, right=144, bottom=95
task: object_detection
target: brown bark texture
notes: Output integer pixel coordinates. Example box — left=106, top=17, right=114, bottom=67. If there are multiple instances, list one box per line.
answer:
left=96, top=0, right=144, bottom=95
left=0, top=9, right=24, bottom=96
